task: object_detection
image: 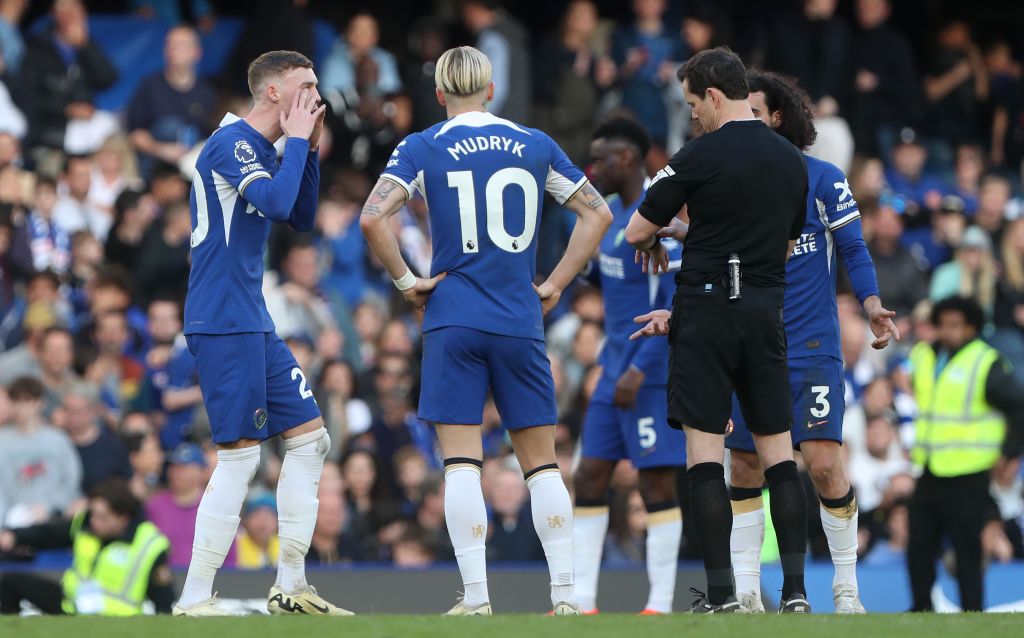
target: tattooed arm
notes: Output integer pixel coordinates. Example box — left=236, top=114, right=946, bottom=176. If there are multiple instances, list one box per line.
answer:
left=359, top=177, right=445, bottom=309
left=535, top=182, right=613, bottom=314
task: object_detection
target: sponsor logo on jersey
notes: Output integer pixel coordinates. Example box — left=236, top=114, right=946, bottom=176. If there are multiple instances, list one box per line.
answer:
left=234, top=139, right=257, bottom=164
left=791, top=232, right=819, bottom=257
left=614, top=229, right=626, bottom=247
left=833, top=179, right=853, bottom=201
left=599, top=253, right=625, bottom=279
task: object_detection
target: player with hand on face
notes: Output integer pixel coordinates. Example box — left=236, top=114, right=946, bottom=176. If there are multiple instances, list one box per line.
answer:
left=175, top=51, right=349, bottom=617
left=572, top=117, right=687, bottom=615
left=360, top=45, right=612, bottom=615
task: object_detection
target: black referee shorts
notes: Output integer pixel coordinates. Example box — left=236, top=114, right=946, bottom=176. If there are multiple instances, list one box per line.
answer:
left=667, top=282, right=791, bottom=436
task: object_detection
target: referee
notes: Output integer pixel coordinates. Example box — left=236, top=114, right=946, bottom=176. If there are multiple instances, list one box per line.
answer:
left=625, top=48, right=810, bottom=613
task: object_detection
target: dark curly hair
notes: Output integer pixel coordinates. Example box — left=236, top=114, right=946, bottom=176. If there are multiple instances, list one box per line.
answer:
left=746, top=70, right=817, bottom=151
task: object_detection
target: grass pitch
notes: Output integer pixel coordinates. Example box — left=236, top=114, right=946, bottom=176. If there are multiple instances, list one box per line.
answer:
left=2, top=613, right=1022, bottom=638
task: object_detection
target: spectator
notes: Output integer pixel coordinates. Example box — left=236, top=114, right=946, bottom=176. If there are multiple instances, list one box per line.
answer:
left=993, top=218, right=1024, bottom=375
left=885, top=128, right=946, bottom=216
left=134, top=199, right=190, bottom=306
left=104, top=189, right=158, bottom=272
left=848, top=0, right=919, bottom=155
left=0, top=56, right=25, bottom=141
left=394, top=445, right=429, bottom=517
left=321, top=13, right=401, bottom=97
left=121, top=429, right=164, bottom=501
left=923, top=19, right=988, bottom=151
left=533, top=0, right=616, bottom=165
left=84, top=311, right=145, bottom=414
left=307, top=488, right=357, bottom=565
left=952, top=145, right=984, bottom=214
left=391, top=524, right=436, bottom=568
left=0, top=286, right=63, bottom=383
left=0, top=377, right=81, bottom=528
left=929, top=226, right=997, bottom=317
left=223, top=0, right=314, bottom=96
left=154, top=333, right=201, bottom=451
left=316, top=197, right=367, bottom=309
left=974, top=174, right=1012, bottom=244
left=131, top=0, right=214, bottom=29
left=55, top=381, right=132, bottom=493
left=236, top=494, right=280, bottom=569
left=865, top=200, right=929, bottom=319
left=987, top=40, right=1024, bottom=169
left=147, top=161, right=189, bottom=210
left=341, top=448, right=390, bottom=555
left=848, top=156, right=887, bottom=203
left=462, top=0, right=532, bottom=123
left=88, top=135, right=140, bottom=215
left=901, top=195, right=966, bottom=273
left=603, top=488, right=646, bottom=566
left=53, top=154, right=112, bottom=241
left=487, top=466, right=543, bottom=562
left=848, top=411, right=913, bottom=516
left=414, top=474, right=452, bottom=559
left=402, top=17, right=449, bottom=133
left=67, top=231, right=103, bottom=315
left=146, top=442, right=236, bottom=568
left=766, top=0, right=850, bottom=117
left=18, top=0, right=118, bottom=169
left=37, top=326, right=81, bottom=417
left=127, top=26, right=216, bottom=178
left=610, top=0, right=685, bottom=150
left=316, top=359, right=372, bottom=459
left=862, top=498, right=910, bottom=565
left=27, top=178, right=71, bottom=274
left=265, top=239, right=338, bottom=341
left=0, top=0, right=26, bottom=75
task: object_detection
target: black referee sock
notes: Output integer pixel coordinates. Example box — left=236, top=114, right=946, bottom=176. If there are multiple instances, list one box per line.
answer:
left=764, top=460, right=807, bottom=600
left=687, top=462, right=734, bottom=605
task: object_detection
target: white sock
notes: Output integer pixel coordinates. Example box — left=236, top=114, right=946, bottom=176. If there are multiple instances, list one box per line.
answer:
left=178, top=445, right=260, bottom=608
left=275, top=428, right=330, bottom=593
left=572, top=505, right=609, bottom=612
left=730, top=497, right=765, bottom=598
left=645, top=507, right=682, bottom=613
left=820, top=497, right=860, bottom=591
left=526, top=467, right=575, bottom=607
left=444, top=462, right=489, bottom=607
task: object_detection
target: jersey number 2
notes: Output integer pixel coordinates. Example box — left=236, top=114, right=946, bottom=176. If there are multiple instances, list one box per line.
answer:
left=291, top=367, right=314, bottom=400
left=447, top=168, right=537, bottom=254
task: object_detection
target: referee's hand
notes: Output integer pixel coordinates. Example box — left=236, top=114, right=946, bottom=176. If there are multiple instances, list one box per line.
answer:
left=635, top=241, right=670, bottom=274
left=630, top=309, right=671, bottom=340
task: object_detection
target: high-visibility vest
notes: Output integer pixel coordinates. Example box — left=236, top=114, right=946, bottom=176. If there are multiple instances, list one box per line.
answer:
left=909, top=339, right=1006, bottom=477
left=61, top=511, right=170, bottom=615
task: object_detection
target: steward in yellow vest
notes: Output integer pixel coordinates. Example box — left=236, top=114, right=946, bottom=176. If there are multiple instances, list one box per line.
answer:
left=0, top=479, right=174, bottom=615
left=906, top=296, right=1024, bottom=613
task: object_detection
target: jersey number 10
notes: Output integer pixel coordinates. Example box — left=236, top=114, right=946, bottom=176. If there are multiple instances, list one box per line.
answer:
left=447, top=168, right=538, bottom=254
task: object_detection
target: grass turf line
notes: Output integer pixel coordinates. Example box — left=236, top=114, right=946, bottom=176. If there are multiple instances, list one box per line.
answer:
left=2, top=613, right=1022, bottom=638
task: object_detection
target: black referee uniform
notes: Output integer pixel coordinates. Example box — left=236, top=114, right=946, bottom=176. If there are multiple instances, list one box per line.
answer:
left=638, top=120, right=806, bottom=436
left=630, top=48, right=809, bottom=612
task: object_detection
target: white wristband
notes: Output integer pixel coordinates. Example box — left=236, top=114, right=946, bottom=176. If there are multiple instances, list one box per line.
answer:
left=393, top=269, right=416, bottom=291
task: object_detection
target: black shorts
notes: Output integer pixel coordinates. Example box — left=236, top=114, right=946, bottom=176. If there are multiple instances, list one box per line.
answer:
left=667, top=282, right=791, bottom=436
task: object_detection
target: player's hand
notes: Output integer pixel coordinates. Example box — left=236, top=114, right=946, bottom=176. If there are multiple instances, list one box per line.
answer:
left=630, top=309, right=671, bottom=340
left=402, top=272, right=446, bottom=310
left=613, top=367, right=644, bottom=409
left=280, top=89, right=326, bottom=141
left=864, top=296, right=900, bottom=350
left=309, top=103, right=327, bottom=151
left=657, top=217, right=689, bottom=242
left=635, top=240, right=669, bottom=274
left=534, top=281, right=562, bottom=316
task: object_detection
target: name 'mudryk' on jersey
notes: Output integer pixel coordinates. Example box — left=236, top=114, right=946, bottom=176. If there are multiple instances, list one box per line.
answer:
left=785, top=155, right=879, bottom=361
left=185, top=116, right=318, bottom=335
left=380, top=111, right=587, bottom=341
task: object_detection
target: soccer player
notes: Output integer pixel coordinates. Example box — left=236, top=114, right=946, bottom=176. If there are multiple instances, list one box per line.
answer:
left=724, top=71, right=899, bottom=613
left=572, top=117, right=686, bottom=615
left=360, top=46, right=612, bottom=615
left=173, top=51, right=351, bottom=617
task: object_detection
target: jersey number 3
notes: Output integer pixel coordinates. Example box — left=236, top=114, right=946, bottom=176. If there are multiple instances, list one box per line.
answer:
left=447, top=168, right=537, bottom=254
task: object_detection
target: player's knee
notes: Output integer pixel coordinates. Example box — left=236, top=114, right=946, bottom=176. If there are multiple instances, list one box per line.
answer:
left=804, top=447, right=842, bottom=488
left=730, top=450, right=763, bottom=488
left=638, top=467, right=678, bottom=504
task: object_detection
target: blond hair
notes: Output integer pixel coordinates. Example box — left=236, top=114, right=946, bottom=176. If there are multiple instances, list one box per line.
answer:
left=434, top=46, right=492, bottom=97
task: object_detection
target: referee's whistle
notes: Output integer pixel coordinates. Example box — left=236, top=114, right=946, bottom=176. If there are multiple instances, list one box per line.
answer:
left=728, top=253, right=741, bottom=301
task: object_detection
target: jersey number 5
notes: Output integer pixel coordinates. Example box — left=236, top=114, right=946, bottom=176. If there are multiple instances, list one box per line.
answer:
left=447, top=168, right=538, bottom=254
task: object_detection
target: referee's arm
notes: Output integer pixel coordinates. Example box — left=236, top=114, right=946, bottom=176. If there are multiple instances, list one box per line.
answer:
left=625, top=168, right=690, bottom=249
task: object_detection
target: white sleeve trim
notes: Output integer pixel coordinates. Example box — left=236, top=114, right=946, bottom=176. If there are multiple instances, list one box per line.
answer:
left=546, top=169, right=588, bottom=205
left=667, top=259, right=682, bottom=272
left=238, top=170, right=270, bottom=195
left=828, top=210, right=861, bottom=230
left=380, top=173, right=414, bottom=199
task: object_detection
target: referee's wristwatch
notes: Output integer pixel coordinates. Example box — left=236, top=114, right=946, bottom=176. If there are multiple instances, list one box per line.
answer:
left=643, top=235, right=660, bottom=251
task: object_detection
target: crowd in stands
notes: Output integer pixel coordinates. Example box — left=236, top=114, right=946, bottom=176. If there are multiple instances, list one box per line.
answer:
left=0, top=0, right=1022, bottom=574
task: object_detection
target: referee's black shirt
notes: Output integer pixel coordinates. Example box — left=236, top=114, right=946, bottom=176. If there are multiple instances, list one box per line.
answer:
left=638, top=120, right=807, bottom=287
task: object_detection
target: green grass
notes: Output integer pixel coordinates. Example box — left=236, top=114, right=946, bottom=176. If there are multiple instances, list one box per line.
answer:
left=2, top=613, right=1023, bottom=638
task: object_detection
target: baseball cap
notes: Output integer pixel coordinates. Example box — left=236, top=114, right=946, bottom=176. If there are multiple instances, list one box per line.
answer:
left=960, top=226, right=991, bottom=251
left=168, top=443, right=207, bottom=468
left=897, top=127, right=921, bottom=146
left=938, top=194, right=966, bottom=214
left=244, top=494, right=277, bottom=515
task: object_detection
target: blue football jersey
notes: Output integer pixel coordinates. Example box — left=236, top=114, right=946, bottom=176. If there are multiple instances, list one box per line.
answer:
left=785, top=155, right=877, bottom=360
left=185, top=118, right=318, bottom=335
left=380, top=111, right=587, bottom=340
left=595, top=189, right=680, bottom=386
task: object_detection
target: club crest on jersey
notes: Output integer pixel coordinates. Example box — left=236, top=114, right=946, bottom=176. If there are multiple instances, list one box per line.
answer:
left=234, top=140, right=257, bottom=164
left=253, top=408, right=268, bottom=430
